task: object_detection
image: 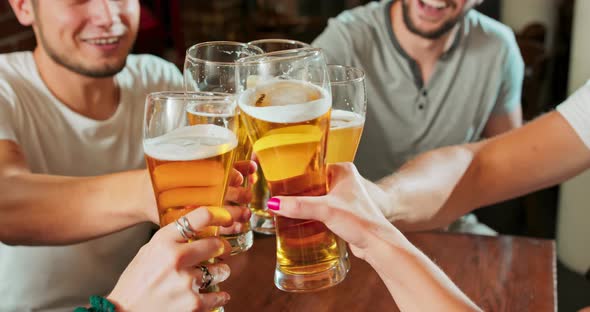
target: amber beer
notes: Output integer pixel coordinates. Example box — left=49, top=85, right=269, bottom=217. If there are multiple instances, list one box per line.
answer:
left=239, top=79, right=348, bottom=291
left=326, top=110, right=365, bottom=163
left=144, top=124, right=237, bottom=235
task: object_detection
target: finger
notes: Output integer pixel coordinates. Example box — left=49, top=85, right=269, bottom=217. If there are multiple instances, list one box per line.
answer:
left=190, top=263, right=231, bottom=288
left=234, top=160, right=257, bottom=176
left=218, top=221, right=247, bottom=235
left=221, top=205, right=251, bottom=223
left=159, top=207, right=233, bottom=241
left=197, top=292, right=231, bottom=312
left=177, top=237, right=232, bottom=268
left=224, top=186, right=253, bottom=205
left=228, top=168, right=244, bottom=187
left=266, top=195, right=331, bottom=222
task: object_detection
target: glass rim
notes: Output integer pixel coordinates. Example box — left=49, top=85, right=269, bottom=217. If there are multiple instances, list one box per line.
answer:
left=236, top=47, right=324, bottom=65
left=185, top=41, right=264, bottom=65
left=327, top=64, right=365, bottom=85
left=247, top=38, right=310, bottom=47
left=147, top=91, right=234, bottom=101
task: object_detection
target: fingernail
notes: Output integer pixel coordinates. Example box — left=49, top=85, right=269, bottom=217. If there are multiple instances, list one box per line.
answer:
left=267, top=197, right=280, bottom=211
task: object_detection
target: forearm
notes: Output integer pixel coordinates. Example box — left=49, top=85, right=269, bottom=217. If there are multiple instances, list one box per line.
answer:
left=378, top=143, right=483, bottom=231
left=0, top=170, right=155, bottom=245
left=380, top=112, right=590, bottom=232
left=364, top=227, right=481, bottom=311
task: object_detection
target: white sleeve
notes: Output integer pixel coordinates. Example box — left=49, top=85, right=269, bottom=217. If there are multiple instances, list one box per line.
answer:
left=557, top=80, right=590, bottom=149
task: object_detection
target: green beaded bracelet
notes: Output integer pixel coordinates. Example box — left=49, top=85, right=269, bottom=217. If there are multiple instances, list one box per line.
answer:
left=74, top=295, right=116, bottom=312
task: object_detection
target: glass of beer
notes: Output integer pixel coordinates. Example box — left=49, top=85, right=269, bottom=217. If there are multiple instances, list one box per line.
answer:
left=236, top=48, right=349, bottom=292
left=326, top=65, right=367, bottom=163
left=245, top=38, right=311, bottom=235
left=143, top=92, right=238, bottom=312
left=184, top=41, right=263, bottom=255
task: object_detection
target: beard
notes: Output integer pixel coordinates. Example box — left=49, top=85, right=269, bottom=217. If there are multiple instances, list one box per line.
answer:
left=36, top=26, right=130, bottom=78
left=401, top=0, right=463, bottom=40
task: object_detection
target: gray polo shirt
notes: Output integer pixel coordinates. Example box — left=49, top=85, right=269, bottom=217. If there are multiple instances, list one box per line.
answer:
left=313, top=0, right=524, bottom=181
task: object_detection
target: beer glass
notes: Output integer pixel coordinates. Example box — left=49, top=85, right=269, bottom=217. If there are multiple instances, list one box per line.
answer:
left=236, top=48, right=349, bottom=292
left=143, top=91, right=238, bottom=312
left=184, top=41, right=263, bottom=255
left=245, top=38, right=311, bottom=235
left=326, top=65, right=367, bottom=163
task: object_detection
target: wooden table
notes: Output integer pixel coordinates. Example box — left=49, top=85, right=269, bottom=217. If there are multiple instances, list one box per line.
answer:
left=222, top=232, right=556, bottom=311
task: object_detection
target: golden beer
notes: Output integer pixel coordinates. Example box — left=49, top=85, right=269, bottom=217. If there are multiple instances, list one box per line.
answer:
left=185, top=105, right=254, bottom=254
left=144, top=124, right=237, bottom=234
left=239, top=79, right=348, bottom=290
left=326, top=109, right=365, bottom=163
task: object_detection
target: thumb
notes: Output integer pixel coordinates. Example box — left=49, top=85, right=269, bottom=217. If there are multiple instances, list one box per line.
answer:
left=267, top=195, right=330, bottom=222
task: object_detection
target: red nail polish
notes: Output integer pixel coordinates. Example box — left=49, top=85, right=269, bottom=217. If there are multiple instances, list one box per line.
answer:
left=267, top=197, right=280, bottom=211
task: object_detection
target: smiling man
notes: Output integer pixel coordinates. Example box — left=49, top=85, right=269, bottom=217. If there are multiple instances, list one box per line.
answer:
left=313, top=0, right=524, bottom=234
left=0, top=1, right=183, bottom=311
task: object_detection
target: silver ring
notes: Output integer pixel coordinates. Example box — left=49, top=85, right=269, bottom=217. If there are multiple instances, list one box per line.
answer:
left=175, top=216, right=197, bottom=240
left=198, top=265, right=213, bottom=290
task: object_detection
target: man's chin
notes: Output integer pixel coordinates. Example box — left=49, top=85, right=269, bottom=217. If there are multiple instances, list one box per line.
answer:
left=68, top=60, right=127, bottom=78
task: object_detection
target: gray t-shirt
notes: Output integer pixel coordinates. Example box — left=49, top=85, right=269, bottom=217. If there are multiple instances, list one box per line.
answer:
left=313, top=0, right=524, bottom=181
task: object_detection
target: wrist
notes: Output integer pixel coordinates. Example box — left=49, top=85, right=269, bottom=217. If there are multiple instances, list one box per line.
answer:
left=105, top=293, right=126, bottom=312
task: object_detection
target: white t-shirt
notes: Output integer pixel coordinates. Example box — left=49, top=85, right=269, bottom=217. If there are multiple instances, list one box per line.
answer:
left=0, top=52, right=183, bottom=312
left=557, top=80, right=590, bottom=149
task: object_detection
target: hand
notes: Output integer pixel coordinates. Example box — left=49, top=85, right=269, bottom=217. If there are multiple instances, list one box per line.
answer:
left=107, top=205, right=248, bottom=312
left=267, top=163, right=399, bottom=260
left=224, top=160, right=256, bottom=205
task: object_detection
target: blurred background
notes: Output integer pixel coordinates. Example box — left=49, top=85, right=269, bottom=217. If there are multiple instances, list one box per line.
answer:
left=1, top=0, right=588, bottom=310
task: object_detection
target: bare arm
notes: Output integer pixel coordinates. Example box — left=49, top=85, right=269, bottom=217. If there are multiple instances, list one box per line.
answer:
left=382, top=112, right=590, bottom=231
left=0, top=140, right=156, bottom=246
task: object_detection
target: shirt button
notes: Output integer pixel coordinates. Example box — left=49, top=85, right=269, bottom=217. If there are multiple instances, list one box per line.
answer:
left=418, top=104, right=425, bottom=110
left=422, top=90, right=428, bottom=97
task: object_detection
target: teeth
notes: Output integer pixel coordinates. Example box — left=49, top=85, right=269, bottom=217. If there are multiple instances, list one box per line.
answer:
left=85, top=37, right=119, bottom=45
left=422, top=0, right=448, bottom=9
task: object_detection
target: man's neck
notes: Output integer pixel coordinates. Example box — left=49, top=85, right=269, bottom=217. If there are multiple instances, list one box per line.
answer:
left=33, top=48, right=120, bottom=121
left=391, top=1, right=457, bottom=72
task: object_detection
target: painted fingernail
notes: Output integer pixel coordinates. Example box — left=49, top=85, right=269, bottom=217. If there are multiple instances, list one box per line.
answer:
left=267, top=197, right=280, bottom=211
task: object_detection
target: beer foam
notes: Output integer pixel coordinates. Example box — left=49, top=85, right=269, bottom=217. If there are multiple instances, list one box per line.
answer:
left=238, top=79, right=331, bottom=123
left=330, top=110, right=365, bottom=129
left=144, top=124, right=238, bottom=161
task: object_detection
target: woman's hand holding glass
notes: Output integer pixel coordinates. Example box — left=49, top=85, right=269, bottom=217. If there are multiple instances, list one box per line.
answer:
left=107, top=205, right=250, bottom=312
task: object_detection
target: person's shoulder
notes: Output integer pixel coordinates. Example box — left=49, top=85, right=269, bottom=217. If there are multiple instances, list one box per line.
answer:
left=464, top=11, right=518, bottom=48
left=118, top=54, right=182, bottom=89
left=0, top=52, right=34, bottom=106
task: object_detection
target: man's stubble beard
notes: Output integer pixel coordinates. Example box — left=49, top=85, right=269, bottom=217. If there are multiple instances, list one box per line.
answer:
left=401, top=0, right=463, bottom=40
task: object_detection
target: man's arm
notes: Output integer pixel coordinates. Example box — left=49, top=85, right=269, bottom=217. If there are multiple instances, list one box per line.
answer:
left=0, top=140, right=157, bottom=246
left=379, top=111, right=590, bottom=231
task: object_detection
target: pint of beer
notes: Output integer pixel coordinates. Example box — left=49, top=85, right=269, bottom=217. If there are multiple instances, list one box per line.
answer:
left=143, top=92, right=237, bottom=312
left=325, top=65, right=367, bottom=163
left=245, top=39, right=311, bottom=235
left=237, top=48, right=349, bottom=292
left=184, top=41, right=263, bottom=254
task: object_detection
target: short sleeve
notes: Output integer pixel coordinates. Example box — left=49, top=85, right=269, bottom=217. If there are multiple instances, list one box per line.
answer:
left=0, top=93, right=17, bottom=142
left=491, top=31, right=525, bottom=115
left=557, top=81, right=590, bottom=149
left=312, top=16, right=355, bottom=65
